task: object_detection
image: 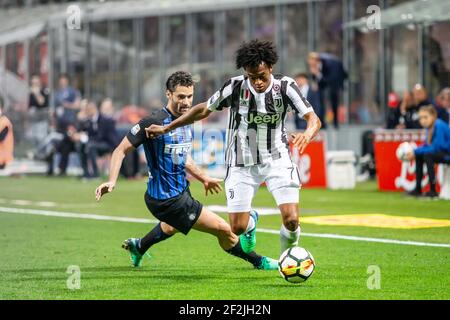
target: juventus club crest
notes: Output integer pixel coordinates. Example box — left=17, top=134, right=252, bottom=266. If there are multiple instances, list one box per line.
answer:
left=274, top=98, right=283, bottom=112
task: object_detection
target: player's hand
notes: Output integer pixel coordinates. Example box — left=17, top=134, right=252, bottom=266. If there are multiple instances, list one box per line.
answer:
left=145, top=124, right=167, bottom=139
left=203, top=177, right=223, bottom=196
left=405, top=151, right=415, bottom=161
left=291, top=132, right=312, bottom=154
left=95, top=181, right=115, bottom=201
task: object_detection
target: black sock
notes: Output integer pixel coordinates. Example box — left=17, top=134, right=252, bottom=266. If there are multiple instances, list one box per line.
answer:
left=225, top=239, right=263, bottom=267
left=430, top=183, right=437, bottom=193
left=138, top=223, right=173, bottom=255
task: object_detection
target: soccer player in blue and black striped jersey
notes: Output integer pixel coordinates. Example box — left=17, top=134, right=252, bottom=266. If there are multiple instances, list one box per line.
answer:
left=95, top=71, right=277, bottom=270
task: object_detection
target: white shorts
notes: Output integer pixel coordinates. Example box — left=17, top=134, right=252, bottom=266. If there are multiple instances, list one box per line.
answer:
left=224, top=162, right=301, bottom=213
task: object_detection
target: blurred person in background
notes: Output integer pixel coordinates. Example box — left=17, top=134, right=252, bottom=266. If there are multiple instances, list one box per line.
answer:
left=46, top=74, right=82, bottom=176
left=386, top=92, right=401, bottom=129
left=113, top=104, right=150, bottom=179
left=27, top=75, right=50, bottom=147
left=293, top=73, right=323, bottom=130
left=437, top=88, right=450, bottom=125
left=391, top=90, right=420, bottom=129
left=0, top=97, right=14, bottom=169
left=100, top=98, right=117, bottom=119
left=412, top=84, right=432, bottom=108
left=76, top=100, right=119, bottom=179
left=411, top=84, right=448, bottom=124
left=307, top=52, right=348, bottom=129
left=117, top=104, right=149, bottom=126
left=28, top=75, right=49, bottom=111
left=54, top=73, right=81, bottom=110
left=405, top=105, right=450, bottom=198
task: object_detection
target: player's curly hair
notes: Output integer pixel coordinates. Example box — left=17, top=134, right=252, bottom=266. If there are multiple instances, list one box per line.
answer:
left=166, top=71, right=194, bottom=92
left=235, top=39, right=279, bottom=70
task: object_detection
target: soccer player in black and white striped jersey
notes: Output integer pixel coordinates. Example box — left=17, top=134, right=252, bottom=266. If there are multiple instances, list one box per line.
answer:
left=146, top=40, right=321, bottom=255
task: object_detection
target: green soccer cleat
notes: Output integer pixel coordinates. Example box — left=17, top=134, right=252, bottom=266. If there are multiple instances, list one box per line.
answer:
left=122, top=238, right=143, bottom=267
left=239, top=210, right=259, bottom=254
left=255, top=256, right=279, bottom=270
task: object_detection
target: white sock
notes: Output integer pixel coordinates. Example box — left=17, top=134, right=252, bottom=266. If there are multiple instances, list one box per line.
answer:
left=280, top=224, right=301, bottom=253
left=244, top=212, right=256, bottom=234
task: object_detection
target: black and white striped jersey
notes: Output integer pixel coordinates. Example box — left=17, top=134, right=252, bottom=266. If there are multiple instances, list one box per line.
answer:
left=207, top=74, right=313, bottom=167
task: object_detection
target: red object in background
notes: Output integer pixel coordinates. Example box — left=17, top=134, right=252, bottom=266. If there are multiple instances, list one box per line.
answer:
left=374, top=130, right=442, bottom=192
left=40, top=35, right=49, bottom=87
left=290, top=132, right=327, bottom=188
left=388, top=92, right=400, bottom=108
left=17, top=43, right=25, bottom=79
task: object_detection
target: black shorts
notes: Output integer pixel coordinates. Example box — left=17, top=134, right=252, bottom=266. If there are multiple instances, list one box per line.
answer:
left=144, top=188, right=203, bottom=235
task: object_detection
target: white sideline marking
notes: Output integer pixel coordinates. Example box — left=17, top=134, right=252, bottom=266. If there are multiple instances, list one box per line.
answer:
left=0, top=206, right=158, bottom=224
left=0, top=200, right=278, bottom=213
left=0, top=206, right=449, bottom=248
left=0, top=198, right=57, bottom=207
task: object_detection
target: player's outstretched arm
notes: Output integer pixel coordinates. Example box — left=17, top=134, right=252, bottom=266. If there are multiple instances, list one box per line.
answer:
left=185, top=154, right=223, bottom=196
left=145, top=102, right=211, bottom=138
left=292, top=112, right=322, bottom=154
left=95, top=137, right=135, bottom=201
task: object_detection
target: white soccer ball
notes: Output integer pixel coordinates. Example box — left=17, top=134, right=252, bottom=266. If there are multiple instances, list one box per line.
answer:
left=396, top=142, right=415, bottom=161
left=278, top=247, right=315, bottom=283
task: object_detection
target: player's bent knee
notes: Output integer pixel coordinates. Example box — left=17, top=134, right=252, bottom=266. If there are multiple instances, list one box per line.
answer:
left=216, top=222, right=235, bottom=245
left=161, top=222, right=177, bottom=235
left=217, top=221, right=232, bottom=235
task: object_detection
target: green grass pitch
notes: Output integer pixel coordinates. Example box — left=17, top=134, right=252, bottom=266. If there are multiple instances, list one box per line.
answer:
left=0, top=176, right=449, bottom=299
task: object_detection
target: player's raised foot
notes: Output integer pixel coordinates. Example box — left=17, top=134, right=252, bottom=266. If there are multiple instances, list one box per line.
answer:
left=255, top=256, right=278, bottom=271
left=239, top=210, right=259, bottom=254
left=122, top=238, right=143, bottom=267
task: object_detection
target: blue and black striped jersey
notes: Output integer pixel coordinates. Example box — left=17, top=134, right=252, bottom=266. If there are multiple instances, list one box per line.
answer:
left=126, top=107, right=193, bottom=200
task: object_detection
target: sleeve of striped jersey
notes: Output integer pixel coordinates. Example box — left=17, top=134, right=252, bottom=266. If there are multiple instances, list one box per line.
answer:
left=286, top=81, right=314, bottom=118
left=126, top=117, right=154, bottom=148
left=206, top=79, right=233, bottom=112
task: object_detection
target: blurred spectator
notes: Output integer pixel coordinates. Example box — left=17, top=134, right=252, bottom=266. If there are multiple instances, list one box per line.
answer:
left=44, top=74, right=83, bottom=175
left=386, top=92, right=401, bottom=129
left=34, top=99, right=85, bottom=175
left=293, top=73, right=323, bottom=130
left=307, top=52, right=348, bottom=129
left=28, top=75, right=49, bottom=110
left=411, top=83, right=448, bottom=126
left=54, top=73, right=81, bottom=110
left=0, top=97, right=14, bottom=169
left=437, top=87, right=450, bottom=125
left=405, top=105, right=450, bottom=198
left=115, top=104, right=149, bottom=179
left=391, top=90, right=421, bottom=129
left=117, top=105, right=149, bottom=126
left=99, top=98, right=116, bottom=119
left=412, top=84, right=432, bottom=109
left=76, top=100, right=119, bottom=178
left=27, top=75, right=50, bottom=146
